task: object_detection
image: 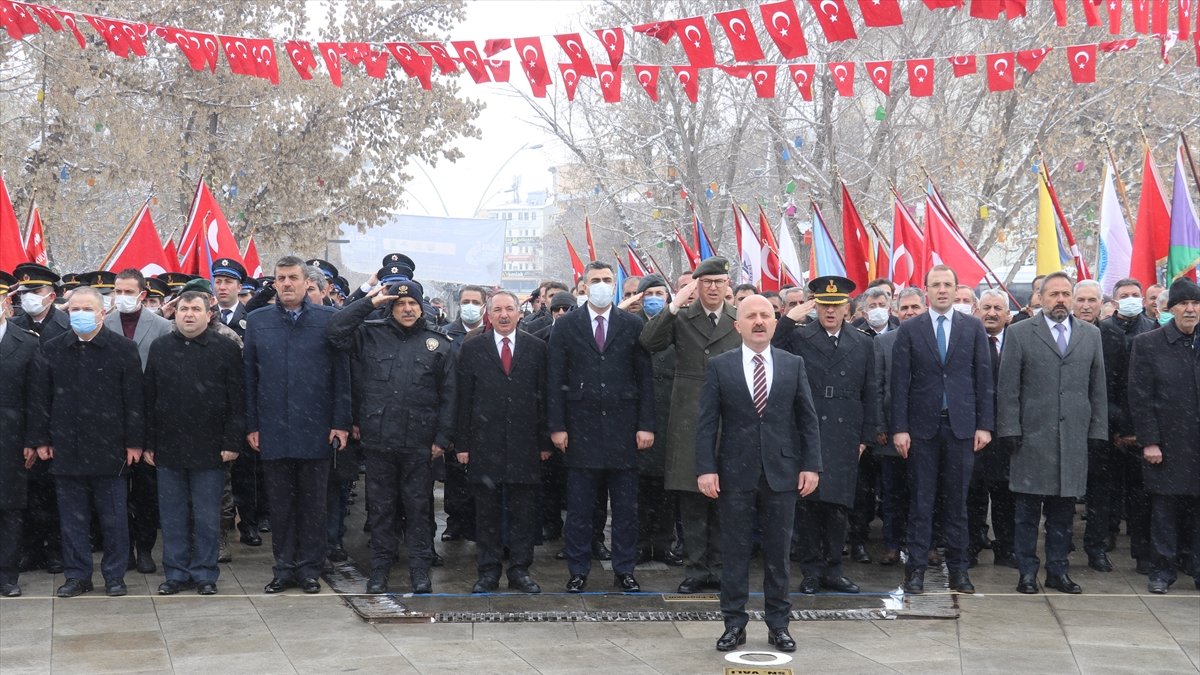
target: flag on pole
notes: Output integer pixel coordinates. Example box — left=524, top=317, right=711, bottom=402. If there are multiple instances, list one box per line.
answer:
left=925, top=188, right=989, bottom=287
left=242, top=236, right=263, bottom=279
left=613, top=251, right=628, bottom=295
left=564, top=234, right=586, bottom=284
left=758, top=208, right=783, bottom=292
left=776, top=212, right=804, bottom=285
left=178, top=178, right=242, bottom=277
left=733, top=205, right=762, bottom=287
left=1167, top=142, right=1200, bottom=281
left=584, top=217, right=598, bottom=261
left=811, top=203, right=848, bottom=278
left=1036, top=169, right=1071, bottom=274
left=22, top=199, right=48, bottom=267
left=1097, top=160, right=1133, bottom=294
left=675, top=227, right=701, bottom=270
left=104, top=202, right=173, bottom=276
left=162, top=239, right=181, bottom=274
left=694, top=213, right=716, bottom=259
left=874, top=230, right=891, bottom=282
left=627, top=243, right=649, bottom=276
left=1130, top=147, right=1171, bottom=287
left=891, top=194, right=925, bottom=289
left=1039, top=163, right=1091, bottom=279
left=840, top=184, right=872, bottom=291
left=0, top=174, right=28, bottom=271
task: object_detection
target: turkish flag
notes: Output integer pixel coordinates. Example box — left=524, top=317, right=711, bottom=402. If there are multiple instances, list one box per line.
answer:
left=555, top=33, right=596, bottom=77
left=1, top=1, right=38, bottom=40
left=673, top=66, right=700, bottom=103
left=829, top=61, right=855, bottom=96
left=633, top=21, right=676, bottom=43
left=452, top=41, right=491, bottom=83
left=361, top=47, right=389, bottom=80
left=1100, top=38, right=1138, bottom=51
left=1005, top=0, right=1029, bottom=17
left=559, top=64, right=585, bottom=101
left=891, top=198, right=926, bottom=288
left=1180, top=0, right=1192, bottom=40
left=906, top=58, right=935, bottom=96
left=949, top=54, right=977, bottom=76
left=984, top=52, right=1015, bottom=91
left=1151, top=0, right=1170, bottom=34
left=318, top=42, right=346, bottom=86
left=486, top=58, right=510, bottom=83
left=874, top=236, right=890, bottom=282
left=759, top=209, right=782, bottom=293
left=1108, top=0, right=1123, bottom=33
left=969, top=0, right=1004, bottom=19
left=105, top=204, right=172, bottom=277
left=514, top=36, right=553, bottom=88
left=760, top=0, right=809, bottom=58
left=595, top=64, right=622, bottom=103
left=926, top=195, right=988, bottom=287
left=673, top=16, right=717, bottom=68
left=159, top=28, right=220, bottom=72
left=807, top=0, right=859, bottom=42
left=748, top=65, right=776, bottom=98
left=841, top=185, right=872, bottom=291
left=923, top=0, right=964, bottom=6
left=1051, top=0, right=1068, bottom=25
left=714, top=8, right=765, bottom=61
left=242, top=236, right=263, bottom=279
left=22, top=201, right=47, bottom=267
left=162, top=239, right=180, bottom=274
left=417, top=42, right=458, bottom=74
left=178, top=180, right=242, bottom=280
left=789, top=64, right=816, bottom=100
left=1066, top=44, right=1098, bottom=83
left=220, top=37, right=278, bottom=84
left=483, top=39, right=510, bottom=56
left=1133, top=0, right=1150, bottom=32
left=387, top=43, right=433, bottom=89
left=38, top=7, right=85, bottom=48
left=1082, top=0, right=1104, bottom=26
left=633, top=65, right=660, bottom=101
left=1017, top=46, right=1052, bottom=72
left=857, top=0, right=904, bottom=26
left=594, top=27, right=625, bottom=66
left=0, top=175, right=25, bottom=271
left=85, top=15, right=147, bottom=58
left=866, top=60, right=892, bottom=94
left=1130, top=148, right=1172, bottom=287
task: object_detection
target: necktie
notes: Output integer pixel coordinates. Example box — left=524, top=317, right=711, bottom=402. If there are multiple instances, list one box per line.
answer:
left=500, top=337, right=513, bottom=375
left=288, top=310, right=300, bottom=324
left=709, top=312, right=718, bottom=327
left=989, top=335, right=1000, bottom=360
left=1055, top=323, right=1067, bottom=357
left=752, top=354, right=767, bottom=416
left=594, top=315, right=606, bottom=352
left=936, top=315, right=948, bottom=364
left=222, top=309, right=232, bottom=324
left=829, top=333, right=839, bottom=349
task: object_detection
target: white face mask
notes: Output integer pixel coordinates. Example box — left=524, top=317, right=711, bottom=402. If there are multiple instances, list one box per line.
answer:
left=587, top=282, right=615, bottom=309
left=866, top=307, right=890, bottom=328
left=1117, top=296, right=1143, bottom=317
left=20, top=292, right=48, bottom=316
left=114, top=295, right=141, bottom=314
left=576, top=294, right=589, bottom=307
left=952, top=303, right=973, bottom=315
left=102, top=295, right=113, bottom=312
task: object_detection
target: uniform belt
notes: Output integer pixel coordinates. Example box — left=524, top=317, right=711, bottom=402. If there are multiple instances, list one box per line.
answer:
left=822, top=386, right=856, bottom=399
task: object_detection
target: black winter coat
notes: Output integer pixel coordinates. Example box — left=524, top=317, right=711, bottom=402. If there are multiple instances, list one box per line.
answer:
left=1100, top=312, right=1158, bottom=444
left=0, top=326, right=45, bottom=509
left=1128, top=321, right=1200, bottom=496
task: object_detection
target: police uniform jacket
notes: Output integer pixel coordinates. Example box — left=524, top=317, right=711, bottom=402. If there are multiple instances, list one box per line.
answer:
left=13, top=304, right=70, bottom=344
left=1128, top=320, right=1200, bottom=496
left=0, top=325, right=45, bottom=509
left=327, top=296, right=456, bottom=451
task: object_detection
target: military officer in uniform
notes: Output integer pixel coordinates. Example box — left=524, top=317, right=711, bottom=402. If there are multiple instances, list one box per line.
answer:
left=774, top=276, right=881, bottom=594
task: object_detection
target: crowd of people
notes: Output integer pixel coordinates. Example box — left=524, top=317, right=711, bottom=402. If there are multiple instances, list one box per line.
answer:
left=0, top=251, right=1196, bottom=653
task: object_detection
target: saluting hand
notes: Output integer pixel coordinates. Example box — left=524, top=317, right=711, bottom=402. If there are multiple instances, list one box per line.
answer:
left=618, top=292, right=643, bottom=311
left=671, top=280, right=699, bottom=312
left=785, top=299, right=816, bottom=323
left=368, top=284, right=399, bottom=307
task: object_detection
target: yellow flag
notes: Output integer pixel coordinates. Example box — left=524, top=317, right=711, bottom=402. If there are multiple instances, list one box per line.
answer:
left=1036, top=171, right=1062, bottom=275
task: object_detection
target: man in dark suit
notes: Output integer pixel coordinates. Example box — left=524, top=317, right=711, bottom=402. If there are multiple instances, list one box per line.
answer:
left=456, top=290, right=547, bottom=594
left=696, top=295, right=822, bottom=653
left=891, top=265, right=994, bottom=595
left=547, top=261, right=655, bottom=594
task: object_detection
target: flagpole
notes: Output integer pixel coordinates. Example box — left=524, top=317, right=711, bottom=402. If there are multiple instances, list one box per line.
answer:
left=809, top=198, right=848, bottom=270
left=21, top=187, right=35, bottom=246
left=644, top=248, right=669, bottom=279
left=1180, top=131, right=1200, bottom=198
left=1101, top=138, right=1137, bottom=231
left=1036, top=142, right=1090, bottom=279
left=99, top=195, right=152, bottom=270
left=611, top=248, right=629, bottom=277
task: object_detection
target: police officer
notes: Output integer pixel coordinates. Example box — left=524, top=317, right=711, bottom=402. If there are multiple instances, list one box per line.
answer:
left=212, top=258, right=249, bottom=337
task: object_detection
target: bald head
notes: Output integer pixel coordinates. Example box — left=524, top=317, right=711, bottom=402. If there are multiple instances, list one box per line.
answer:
left=735, top=295, right=777, bottom=351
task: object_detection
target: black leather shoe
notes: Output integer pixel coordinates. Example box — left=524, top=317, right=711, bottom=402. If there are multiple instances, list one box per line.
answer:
left=614, top=573, right=640, bottom=593
left=56, top=579, right=93, bottom=598
left=767, top=627, right=796, bottom=652
left=850, top=544, right=872, bottom=563
left=104, top=578, right=128, bottom=597
left=716, top=626, right=747, bottom=652
left=258, top=518, right=271, bottom=533
left=18, top=555, right=43, bottom=573
left=949, top=570, right=975, bottom=593
left=45, top=557, right=63, bottom=574
left=0, top=583, right=21, bottom=597
left=904, top=568, right=925, bottom=594
left=798, top=576, right=819, bottom=594
left=411, top=568, right=432, bottom=594
left=135, top=550, right=156, bottom=574
left=157, top=579, right=194, bottom=595
left=592, top=541, right=612, bottom=561
left=1044, top=574, right=1082, bottom=594
left=993, top=553, right=1019, bottom=569
left=820, top=576, right=860, bottom=593
left=327, top=547, right=348, bottom=563
left=240, top=530, right=263, bottom=546
left=1087, top=552, right=1114, bottom=573
left=1016, top=574, right=1039, bottom=594
left=366, top=569, right=390, bottom=594
left=196, top=582, right=217, bottom=595
left=677, top=577, right=704, bottom=594
left=655, top=548, right=685, bottom=566
left=472, top=577, right=499, bottom=594
left=508, top=574, right=542, bottom=594
left=565, top=574, right=587, bottom=593
left=264, top=577, right=293, bottom=594
left=299, top=577, right=320, bottom=594
left=431, top=552, right=445, bottom=567
left=1147, top=578, right=1170, bottom=594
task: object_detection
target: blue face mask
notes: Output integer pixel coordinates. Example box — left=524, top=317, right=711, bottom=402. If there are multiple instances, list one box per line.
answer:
left=1158, top=312, right=1173, bottom=326
left=642, top=296, right=666, bottom=317
left=69, top=310, right=98, bottom=335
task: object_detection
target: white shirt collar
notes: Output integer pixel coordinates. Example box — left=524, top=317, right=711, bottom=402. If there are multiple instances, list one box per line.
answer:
left=930, top=307, right=953, bottom=325
left=494, top=329, right=516, bottom=350
left=742, top=343, right=771, bottom=364
left=587, top=305, right=612, bottom=324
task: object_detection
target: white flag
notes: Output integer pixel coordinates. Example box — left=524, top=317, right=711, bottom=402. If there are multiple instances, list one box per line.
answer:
left=735, top=206, right=762, bottom=287
left=1098, top=160, right=1132, bottom=295
left=777, top=212, right=804, bottom=284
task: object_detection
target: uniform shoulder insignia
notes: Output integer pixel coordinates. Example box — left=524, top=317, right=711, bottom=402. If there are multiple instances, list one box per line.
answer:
left=21, top=328, right=38, bottom=337
left=855, top=327, right=872, bottom=336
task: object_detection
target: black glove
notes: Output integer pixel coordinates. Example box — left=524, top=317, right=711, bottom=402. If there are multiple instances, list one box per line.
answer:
left=998, top=436, right=1021, bottom=454
left=1087, top=438, right=1108, bottom=455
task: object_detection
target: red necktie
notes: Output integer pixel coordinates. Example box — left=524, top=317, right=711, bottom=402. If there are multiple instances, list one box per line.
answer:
left=594, top=315, right=606, bottom=351
left=501, top=336, right=512, bottom=375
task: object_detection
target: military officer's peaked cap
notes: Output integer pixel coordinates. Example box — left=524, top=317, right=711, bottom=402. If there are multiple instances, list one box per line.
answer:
left=809, top=275, right=855, bottom=305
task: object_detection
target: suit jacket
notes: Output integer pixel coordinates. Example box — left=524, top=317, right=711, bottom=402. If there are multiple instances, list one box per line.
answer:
left=891, top=310, right=994, bottom=440
left=872, top=329, right=900, bottom=457
left=456, top=329, right=549, bottom=485
left=694, top=347, right=822, bottom=493
left=546, top=305, right=655, bottom=470
left=997, top=313, right=1107, bottom=497
left=0, top=325, right=46, bottom=509
left=104, top=308, right=173, bottom=371
left=640, top=300, right=741, bottom=491
left=975, top=329, right=1009, bottom=482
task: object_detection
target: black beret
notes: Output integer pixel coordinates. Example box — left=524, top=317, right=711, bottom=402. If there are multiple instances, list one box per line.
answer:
left=637, top=274, right=669, bottom=294
left=550, top=291, right=576, bottom=311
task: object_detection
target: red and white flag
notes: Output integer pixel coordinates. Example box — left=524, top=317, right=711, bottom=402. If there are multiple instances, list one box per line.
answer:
left=559, top=64, right=585, bottom=101
left=841, top=184, right=873, bottom=290
left=22, top=200, right=47, bottom=267
left=925, top=193, right=989, bottom=286
left=985, top=52, right=1015, bottom=91
left=594, top=27, right=625, bottom=66
left=1082, top=0, right=1105, bottom=26
left=85, top=15, right=148, bottom=58
left=807, top=0, right=859, bottom=42
left=243, top=236, right=263, bottom=279
left=417, top=42, right=458, bottom=74
left=596, top=64, right=622, bottom=103
left=555, top=33, right=596, bottom=76
left=748, top=65, right=776, bottom=98
left=318, top=42, right=347, bottom=87
left=34, top=6, right=85, bottom=49
left=829, top=61, right=855, bottom=96
left=714, top=8, right=766, bottom=61
left=514, top=36, right=553, bottom=88
left=158, top=28, right=220, bottom=71
left=760, top=0, right=809, bottom=58
left=452, top=41, right=492, bottom=83
left=105, top=203, right=172, bottom=276
left=0, top=1, right=39, bottom=40
left=162, top=239, right=180, bottom=274
left=1132, top=0, right=1150, bottom=32
left=789, top=64, right=816, bottom=100
left=1099, top=38, right=1138, bottom=51
left=1179, top=0, right=1192, bottom=40
left=673, top=16, right=717, bottom=68
left=907, top=58, right=935, bottom=96
left=387, top=43, right=433, bottom=89
left=1151, top=0, right=1170, bottom=34
left=634, top=65, right=660, bottom=101
left=890, top=197, right=925, bottom=288
left=221, top=36, right=279, bottom=84
left=759, top=209, right=783, bottom=292
left=949, top=54, right=977, bottom=76
left=178, top=179, right=243, bottom=278
left=1017, top=46, right=1052, bottom=72
left=632, top=21, right=676, bottom=43
left=1066, top=43, right=1098, bottom=83
left=1107, top=0, right=1123, bottom=32
left=857, top=0, right=905, bottom=26
left=0, top=174, right=25, bottom=271
left=673, top=66, right=700, bottom=103
left=1051, top=0, right=1069, bottom=25
left=866, top=60, right=892, bottom=94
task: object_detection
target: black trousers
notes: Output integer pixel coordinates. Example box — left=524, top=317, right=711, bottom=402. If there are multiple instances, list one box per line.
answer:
left=877, top=456, right=909, bottom=552
left=0, top=509, right=22, bottom=584
left=57, top=475, right=128, bottom=582
left=540, top=451, right=566, bottom=534
left=720, top=475, right=796, bottom=631
left=637, top=475, right=674, bottom=553
left=263, top=458, right=329, bottom=581
left=1149, top=493, right=1200, bottom=583
left=906, top=419, right=974, bottom=572
left=1119, top=452, right=1152, bottom=561
left=127, top=462, right=159, bottom=553
left=564, top=467, right=637, bottom=576
left=678, top=490, right=722, bottom=581
left=968, top=475, right=1015, bottom=558
left=794, top=499, right=848, bottom=580
left=231, top=449, right=268, bottom=534
left=1084, top=443, right=1121, bottom=556
left=21, top=466, right=60, bottom=563
left=473, top=482, right=537, bottom=580
left=443, top=455, right=475, bottom=539
left=1014, top=492, right=1075, bottom=577
left=365, top=448, right=433, bottom=572
left=848, top=452, right=878, bottom=546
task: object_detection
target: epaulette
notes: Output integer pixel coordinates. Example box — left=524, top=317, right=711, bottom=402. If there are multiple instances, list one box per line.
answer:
left=855, top=327, right=872, bottom=336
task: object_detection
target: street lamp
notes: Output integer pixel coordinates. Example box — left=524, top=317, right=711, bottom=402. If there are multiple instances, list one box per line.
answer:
left=472, top=142, right=544, bottom=217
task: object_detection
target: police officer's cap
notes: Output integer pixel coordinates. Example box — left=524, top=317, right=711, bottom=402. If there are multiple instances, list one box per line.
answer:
left=692, top=256, right=731, bottom=279
left=240, top=277, right=260, bottom=295
left=306, top=259, right=338, bottom=280
left=380, top=253, right=416, bottom=279
left=332, top=276, right=349, bottom=297
left=808, top=275, right=855, bottom=305
left=146, top=277, right=170, bottom=299
left=13, top=263, right=60, bottom=291
left=378, top=264, right=412, bottom=285
left=1167, top=277, right=1200, bottom=309
left=0, top=270, right=16, bottom=296
left=211, top=258, right=247, bottom=282
left=82, top=270, right=117, bottom=290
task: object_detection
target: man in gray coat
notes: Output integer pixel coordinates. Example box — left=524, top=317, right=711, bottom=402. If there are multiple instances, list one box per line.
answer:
left=997, top=271, right=1107, bottom=595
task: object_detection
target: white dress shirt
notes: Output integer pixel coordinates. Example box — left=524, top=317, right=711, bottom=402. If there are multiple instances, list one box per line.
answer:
left=1043, top=313, right=1071, bottom=348
left=929, top=308, right=954, bottom=344
left=494, top=329, right=516, bottom=357
left=741, top=344, right=773, bottom=399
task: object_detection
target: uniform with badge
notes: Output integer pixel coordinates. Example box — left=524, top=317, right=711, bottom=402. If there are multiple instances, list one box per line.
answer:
left=212, top=258, right=249, bottom=337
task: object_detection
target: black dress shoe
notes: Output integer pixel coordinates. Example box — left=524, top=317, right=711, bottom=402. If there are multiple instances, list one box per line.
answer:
left=948, top=570, right=975, bottom=593
left=993, top=553, right=1019, bottom=569
left=677, top=577, right=704, bottom=594
left=565, top=574, right=587, bottom=593
left=767, top=627, right=796, bottom=652
left=135, top=550, right=157, bottom=574
left=1135, top=558, right=1152, bottom=575
left=239, top=531, right=262, bottom=546
left=105, top=578, right=128, bottom=597
left=157, top=579, right=195, bottom=595
left=196, top=582, right=217, bottom=595
left=45, top=558, right=63, bottom=574
left=716, top=626, right=747, bottom=652
left=614, top=573, right=640, bottom=593
left=879, top=549, right=901, bottom=566
left=472, top=577, right=499, bottom=593
left=366, top=569, right=390, bottom=594
left=258, top=518, right=271, bottom=533
left=850, top=544, right=872, bottom=563
left=508, top=574, right=542, bottom=594
left=798, top=576, right=820, bottom=594
left=431, top=552, right=445, bottom=567
left=1044, top=574, right=1081, bottom=594
left=904, top=568, right=925, bottom=594
left=264, top=577, right=293, bottom=594
left=299, top=577, right=321, bottom=594
left=18, top=556, right=43, bottom=573
left=327, top=547, right=348, bottom=563
left=0, top=583, right=21, bottom=597
left=411, top=568, right=432, bottom=594
left=1147, top=578, right=1170, bottom=594
left=820, top=576, right=860, bottom=593
left=656, top=549, right=685, bottom=566
left=56, top=579, right=93, bottom=598
left=592, top=541, right=612, bottom=561
left=1087, top=552, right=1114, bottom=572
left=1016, top=574, right=1039, bottom=594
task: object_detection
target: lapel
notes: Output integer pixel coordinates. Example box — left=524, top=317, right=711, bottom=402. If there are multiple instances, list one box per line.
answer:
left=0, top=326, right=21, bottom=358
left=1031, top=312, right=1062, bottom=357
left=726, top=346, right=758, bottom=410
left=687, top=301, right=716, bottom=341
left=945, top=311, right=965, bottom=363
left=580, top=306, right=606, bottom=354
left=708, top=303, right=738, bottom=346
left=920, top=312, right=942, bottom=365
left=481, top=329, right=505, bottom=372
left=1062, top=316, right=1085, bottom=359
left=765, top=347, right=790, bottom=406
left=803, top=320, right=837, bottom=365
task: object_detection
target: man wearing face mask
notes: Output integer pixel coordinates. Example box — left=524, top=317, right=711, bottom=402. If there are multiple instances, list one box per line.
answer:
left=548, top=261, right=655, bottom=594
left=1099, top=278, right=1158, bottom=574
left=954, top=285, right=978, bottom=316
left=860, top=287, right=895, bottom=337
left=104, top=268, right=173, bottom=575
left=32, top=287, right=145, bottom=598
